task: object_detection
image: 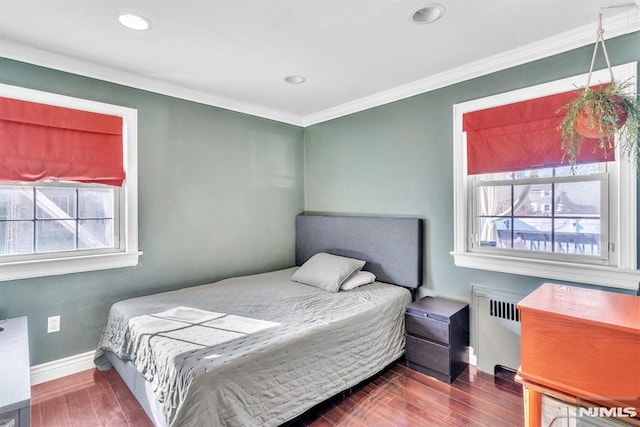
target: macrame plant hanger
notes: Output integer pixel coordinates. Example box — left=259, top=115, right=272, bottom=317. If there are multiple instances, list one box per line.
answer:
left=585, top=2, right=638, bottom=88
left=558, top=2, right=639, bottom=167
left=584, top=12, right=615, bottom=89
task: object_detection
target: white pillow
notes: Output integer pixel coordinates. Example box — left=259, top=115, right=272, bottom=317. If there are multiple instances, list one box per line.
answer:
left=291, top=252, right=366, bottom=292
left=340, top=271, right=376, bottom=290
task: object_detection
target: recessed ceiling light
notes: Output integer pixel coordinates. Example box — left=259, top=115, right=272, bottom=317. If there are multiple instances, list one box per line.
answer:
left=411, top=4, right=445, bottom=24
left=117, top=12, right=152, bottom=31
left=284, top=75, right=306, bottom=84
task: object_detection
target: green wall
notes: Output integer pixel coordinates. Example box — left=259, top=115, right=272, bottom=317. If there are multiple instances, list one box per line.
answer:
left=304, top=32, right=640, bottom=302
left=0, top=58, right=305, bottom=365
left=1, top=31, right=638, bottom=367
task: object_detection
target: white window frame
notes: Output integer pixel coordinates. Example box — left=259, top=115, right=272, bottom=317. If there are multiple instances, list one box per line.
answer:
left=452, top=62, right=640, bottom=290
left=470, top=169, right=610, bottom=264
left=0, top=83, right=141, bottom=281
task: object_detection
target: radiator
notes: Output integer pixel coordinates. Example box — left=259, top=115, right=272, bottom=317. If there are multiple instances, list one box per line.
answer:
left=471, top=284, right=528, bottom=374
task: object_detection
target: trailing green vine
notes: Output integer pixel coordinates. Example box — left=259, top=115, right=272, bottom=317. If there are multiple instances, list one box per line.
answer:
left=558, top=78, right=640, bottom=167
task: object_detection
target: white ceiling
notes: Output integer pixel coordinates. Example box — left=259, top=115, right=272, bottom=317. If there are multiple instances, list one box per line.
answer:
left=0, top=1, right=639, bottom=126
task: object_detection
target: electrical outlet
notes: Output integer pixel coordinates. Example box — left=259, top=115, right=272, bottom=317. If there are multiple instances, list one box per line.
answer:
left=47, top=315, right=60, bottom=333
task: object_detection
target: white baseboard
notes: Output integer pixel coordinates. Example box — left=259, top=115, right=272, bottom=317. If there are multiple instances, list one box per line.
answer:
left=30, top=350, right=96, bottom=385
left=467, top=345, right=478, bottom=367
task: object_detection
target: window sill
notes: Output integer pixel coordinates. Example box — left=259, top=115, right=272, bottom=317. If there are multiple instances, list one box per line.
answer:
left=451, top=251, right=640, bottom=291
left=0, top=251, right=142, bottom=282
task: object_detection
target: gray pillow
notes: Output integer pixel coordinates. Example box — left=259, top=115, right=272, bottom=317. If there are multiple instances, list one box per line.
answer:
left=291, top=252, right=366, bottom=292
left=340, top=271, right=376, bottom=290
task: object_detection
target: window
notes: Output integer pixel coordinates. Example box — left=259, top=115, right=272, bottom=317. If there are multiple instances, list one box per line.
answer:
left=471, top=164, right=608, bottom=263
left=0, top=84, right=140, bottom=281
left=452, top=62, right=639, bottom=290
left=1, top=184, right=118, bottom=255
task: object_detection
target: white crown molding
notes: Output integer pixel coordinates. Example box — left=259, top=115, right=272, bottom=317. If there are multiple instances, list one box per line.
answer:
left=1, top=13, right=638, bottom=127
left=30, top=350, right=95, bottom=385
left=302, top=13, right=640, bottom=126
left=0, top=40, right=305, bottom=127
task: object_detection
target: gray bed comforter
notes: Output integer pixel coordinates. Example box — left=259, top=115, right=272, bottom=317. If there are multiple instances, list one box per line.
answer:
left=95, top=267, right=411, bottom=427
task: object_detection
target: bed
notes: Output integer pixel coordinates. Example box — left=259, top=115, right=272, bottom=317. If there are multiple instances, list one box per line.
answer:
left=94, top=214, right=424, bottom=427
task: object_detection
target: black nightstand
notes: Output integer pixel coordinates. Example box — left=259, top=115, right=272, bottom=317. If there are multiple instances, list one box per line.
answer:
left=404, top=296, right=469, bottom=383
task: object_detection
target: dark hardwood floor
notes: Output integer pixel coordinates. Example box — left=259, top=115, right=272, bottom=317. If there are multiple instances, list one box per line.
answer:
left=31, top=359, right=524, bottom=427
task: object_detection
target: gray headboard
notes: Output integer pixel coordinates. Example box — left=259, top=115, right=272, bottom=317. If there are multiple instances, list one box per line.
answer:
left=295, top=214, right=423, bottom=289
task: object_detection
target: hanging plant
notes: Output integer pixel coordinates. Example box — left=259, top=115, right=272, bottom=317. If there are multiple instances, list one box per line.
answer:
left=558, top=14, right=640, bottom=167
left=559, top=80, right=640, bottom=165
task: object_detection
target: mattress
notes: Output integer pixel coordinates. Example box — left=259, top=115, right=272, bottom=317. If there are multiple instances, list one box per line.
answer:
left=95, top=267, right=411, bottom=427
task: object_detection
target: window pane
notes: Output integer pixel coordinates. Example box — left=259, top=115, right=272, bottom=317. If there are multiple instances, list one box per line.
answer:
left=0, top=221, right=34, bottom=255
left=479, top=217, right=512, bottom=248
left=477, top=185, right=511, bottom=216
left=471, top=162, right=607, bottom=261
left=78, top=188, right=114, bottom=219
left=555, top=182, right=600, bottom=217
left=516, top=168, right=553, bottom=179
left=78, top=219, right=114, bottom=249
left=478, top=171, right=514, bottom=181
left=36, top=220, right=76, bottom=252
left=35, top=187, right=77, bottom=219
left=0, top=186, right=34, bottom=220
left=512, top=218, right=553, bottom=252
left=511, top=165, right=599, bottom=179
left=515, top=184, right=551, bottom=217
left=555, top=218, right=601, bottom=256
left=554, top=163, right=600, bottom=177
left=0, top=184, right=117, bottom=256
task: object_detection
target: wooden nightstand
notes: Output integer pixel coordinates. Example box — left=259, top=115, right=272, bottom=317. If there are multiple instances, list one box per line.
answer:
left=404, top=296, right=469, bottom=383
left=0, top=317, right=31, bottom=427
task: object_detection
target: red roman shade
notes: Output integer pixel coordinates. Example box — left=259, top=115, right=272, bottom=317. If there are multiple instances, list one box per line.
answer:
left=0, top=96, right=125, bottom=186
left=463, top=85, right=613, bottom=175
